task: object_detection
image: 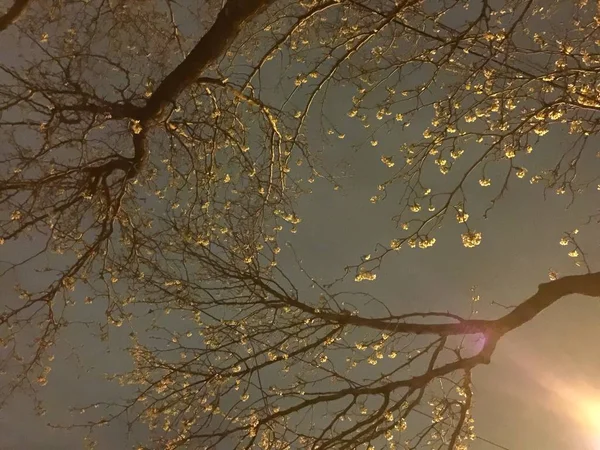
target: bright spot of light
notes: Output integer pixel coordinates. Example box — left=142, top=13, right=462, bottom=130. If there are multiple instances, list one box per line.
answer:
left=499, top=339, right=600, bottom=448
left=581, top=399, right=600, bottom=430
left=550, top=382, right=600, bottom=449
left=578, top=396, right=600, bottom=448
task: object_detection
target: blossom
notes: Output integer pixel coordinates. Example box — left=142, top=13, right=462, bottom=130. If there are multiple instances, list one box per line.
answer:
left=456, top=210, right=469, bottom=223
left=355, top=269, right=376, bottom=282
left=461, top=231, right=482, bottom=248
left=130, top=120, right=143, bottom=134
left=515, top=167, right=527, bottom=178
left=381, top=156, right=394, bottom=167
left=450, top=149, right=464, bottom=159
left=418, top=237, right=436, bottom=248
left=410, top=203, right=421, bottom=213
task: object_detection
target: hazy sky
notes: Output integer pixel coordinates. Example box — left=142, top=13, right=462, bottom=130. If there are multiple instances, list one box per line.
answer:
left=2, top=1, right=600, bottom=449
left=3, top=95, right=599, bottom=449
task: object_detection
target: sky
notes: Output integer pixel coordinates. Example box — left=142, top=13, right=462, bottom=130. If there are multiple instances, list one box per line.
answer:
left=285, top=125, right=600, bottom=449
left=3, top=92, right=600, bottom=449
left=2, top=1, right=600, bottom=449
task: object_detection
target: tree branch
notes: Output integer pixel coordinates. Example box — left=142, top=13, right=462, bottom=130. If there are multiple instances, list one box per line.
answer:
left=141, top=0, right=276, bottom=122
left=259, top=272, right=600, bottom=340
left=0, top=0, right=30, bottom=32
left=495, top=272, right=600, bottom=332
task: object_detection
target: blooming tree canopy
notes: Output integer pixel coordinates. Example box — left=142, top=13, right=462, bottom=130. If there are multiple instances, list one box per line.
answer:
left=1, top=0, right=600, bottom=448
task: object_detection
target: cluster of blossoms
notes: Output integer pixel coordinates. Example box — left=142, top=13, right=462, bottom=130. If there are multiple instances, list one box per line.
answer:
left=408, top=236, right=437, bottom=249
left=461, top=231, right=483, bottom=248
left=381, top=155, right=395, bottom=167
left=355, top=268, right=376, bottom=282
left=456, top=208, right=469, bottom=223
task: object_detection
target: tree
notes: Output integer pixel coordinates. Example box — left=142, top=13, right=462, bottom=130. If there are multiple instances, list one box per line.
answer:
left=1, top=0, right=599, bottom=448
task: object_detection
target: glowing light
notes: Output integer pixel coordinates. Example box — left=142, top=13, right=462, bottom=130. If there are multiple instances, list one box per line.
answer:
left=499, top=342, right=600, bottom=448
left=580, top=399, right=600, bottom=431
left=572, top=390, right=600, bottom=448
left=547, top=381, right=600, bottom=448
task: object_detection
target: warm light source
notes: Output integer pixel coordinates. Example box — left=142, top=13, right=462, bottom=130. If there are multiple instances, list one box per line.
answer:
left=577, top=395, right=600, bottom=448
left=581, top=399, right=600, bottom=429
left=553, top=383, right=600, bottom=449
left=500, top=342, right=600, bottom=448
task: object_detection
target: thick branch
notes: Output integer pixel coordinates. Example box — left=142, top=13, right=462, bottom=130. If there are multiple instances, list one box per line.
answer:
left=261, top=272, right=600, bottom=338
left=0, top=0, right=29, bottom=32
left=116, top=0, right=275, bottom=182
left=494, top=272, right=600, bottom=332
left=141, top=0, right=275, bottom=122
